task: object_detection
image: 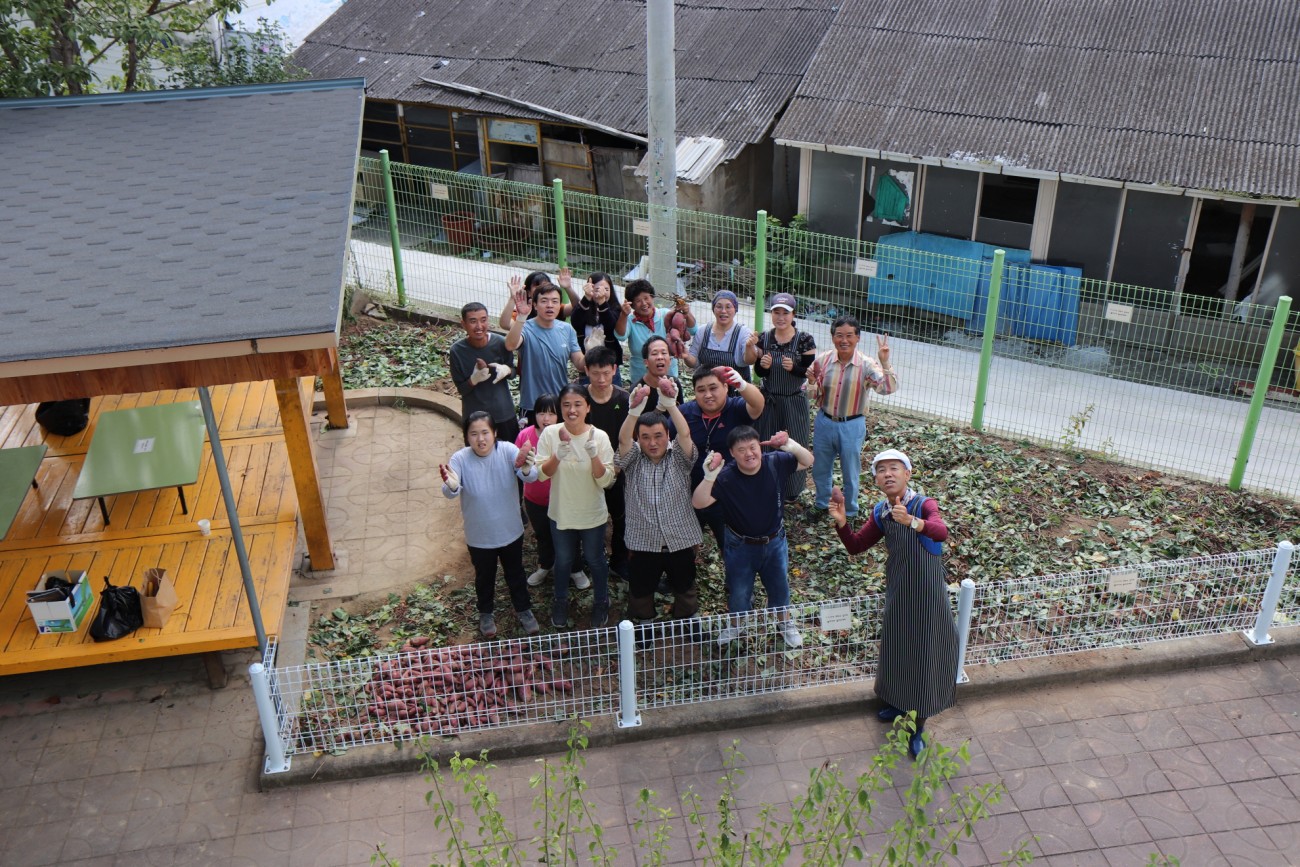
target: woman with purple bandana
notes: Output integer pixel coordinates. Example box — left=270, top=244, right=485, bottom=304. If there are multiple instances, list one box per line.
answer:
left=683, top=289, right=755, bottom=386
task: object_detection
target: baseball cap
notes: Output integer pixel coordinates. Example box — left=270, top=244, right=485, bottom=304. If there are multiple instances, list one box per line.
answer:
left=769, top=293, right=797, bottom=312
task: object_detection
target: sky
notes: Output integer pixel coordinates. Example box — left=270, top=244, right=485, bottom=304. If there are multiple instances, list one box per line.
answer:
left=231, top=0, right=345, bottom=47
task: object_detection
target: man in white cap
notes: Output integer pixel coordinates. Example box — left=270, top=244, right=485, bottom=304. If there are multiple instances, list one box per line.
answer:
left=827, top=448, right=957, bottom=760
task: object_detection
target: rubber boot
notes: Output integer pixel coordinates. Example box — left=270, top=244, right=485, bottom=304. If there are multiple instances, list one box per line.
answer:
left=625, top=594, right=657, bottom=622
left=671, top=583, right=699, bottom=619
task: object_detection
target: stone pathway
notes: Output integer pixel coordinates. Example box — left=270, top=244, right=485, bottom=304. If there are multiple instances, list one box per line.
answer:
left=1, top=649, right=1297, bottom=865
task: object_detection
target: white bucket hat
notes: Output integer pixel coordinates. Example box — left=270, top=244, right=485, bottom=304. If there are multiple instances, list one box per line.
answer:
left=870, top=449, right=912, bottom=474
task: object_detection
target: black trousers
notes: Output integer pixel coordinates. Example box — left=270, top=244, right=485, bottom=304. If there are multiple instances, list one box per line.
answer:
left=605, top=475, right=628, bottom=570
left=467, top=535, right=532, bottom=614
left=627, top=547, right=698, bottom=619
left=523, top=498, right=555, bottom=570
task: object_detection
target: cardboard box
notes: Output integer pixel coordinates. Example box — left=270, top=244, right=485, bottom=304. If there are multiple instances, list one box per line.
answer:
left=26, top=570, right=93, bottom=634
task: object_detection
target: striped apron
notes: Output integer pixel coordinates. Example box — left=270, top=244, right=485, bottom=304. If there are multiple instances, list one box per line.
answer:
left=755, top=330, right=811, bottom=502
left=874, top=499, right=959, bottom=717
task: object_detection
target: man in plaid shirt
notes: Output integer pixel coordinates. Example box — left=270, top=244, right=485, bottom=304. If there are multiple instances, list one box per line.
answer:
left=808, top=315, right=897, bottom=519
left=615, top=380, right=701, bottom=622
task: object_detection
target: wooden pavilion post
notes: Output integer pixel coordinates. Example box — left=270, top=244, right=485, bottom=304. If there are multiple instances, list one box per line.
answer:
left=321, top=347, right=349, bottom=430
left=274, top=376, right=336, bottom=571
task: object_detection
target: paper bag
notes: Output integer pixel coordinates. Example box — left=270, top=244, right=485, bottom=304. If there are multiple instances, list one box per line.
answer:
left=140, top=567, right=178, bottom=628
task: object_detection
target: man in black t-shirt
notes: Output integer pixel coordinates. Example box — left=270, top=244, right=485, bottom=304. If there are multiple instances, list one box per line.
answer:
left=583, top=347, right=630, bottom=578
left=692, top=425, right=813, bottom=647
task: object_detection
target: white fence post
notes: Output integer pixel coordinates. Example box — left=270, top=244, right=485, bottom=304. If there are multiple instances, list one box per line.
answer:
left=616, top=620, right=641, bottom=728
left=1243, top=541, right=1294, bottom=647
left=249, top=662, right=292, bottom=773
left=956, top=579, right=975, bottom=684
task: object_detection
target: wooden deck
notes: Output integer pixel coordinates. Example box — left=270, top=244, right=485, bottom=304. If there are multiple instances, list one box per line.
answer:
left=0, top=382, right=300, bottom=676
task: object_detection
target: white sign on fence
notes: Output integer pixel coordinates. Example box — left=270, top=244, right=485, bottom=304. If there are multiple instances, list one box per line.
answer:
left=631, top=219, right=651, bottom=237
left=430, top=183, right=450, bottom=201
left=854, top=258, right=878, bottom=278
left=1107, top=569, right=1140, bottom=594
left=819, top=601, right=853, bottom=631
left=1104, top=303, right=1135, bottom=324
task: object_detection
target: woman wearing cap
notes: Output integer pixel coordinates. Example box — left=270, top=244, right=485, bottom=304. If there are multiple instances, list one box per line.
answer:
left=682, top=290, right=753, bottom=385
left=828, top=449, right=958, bottom=760
left=753, top=292, right=816, bottom=503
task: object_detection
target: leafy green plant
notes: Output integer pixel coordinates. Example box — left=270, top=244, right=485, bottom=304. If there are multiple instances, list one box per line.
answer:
left=1059, top=403, right=1096, bottom=451
left=161, top=18, right=307, bottom=89
left=371, top=719, right=1038, bottom=866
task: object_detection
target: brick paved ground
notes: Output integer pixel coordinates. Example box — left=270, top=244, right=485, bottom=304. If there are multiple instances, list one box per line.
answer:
left=1, top=650, right=1297, bottom=866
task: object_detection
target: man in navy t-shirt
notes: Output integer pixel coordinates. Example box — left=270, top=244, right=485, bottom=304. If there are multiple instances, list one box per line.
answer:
left=692, top=425, right=813, bottom=647
left=679, top=365, right=764, bottom=549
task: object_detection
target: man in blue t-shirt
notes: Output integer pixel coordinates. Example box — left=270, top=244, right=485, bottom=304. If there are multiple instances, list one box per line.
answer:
left=679, top=364, right=765, bottom=549
left=692, top=425, right=813, bottom=647
left=505, top=282, right=585, bottom=420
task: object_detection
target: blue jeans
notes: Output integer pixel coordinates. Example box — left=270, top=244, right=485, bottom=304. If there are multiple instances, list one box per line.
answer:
left=812, top=411, right=866, bottom=516
left=550, top=521, right=609, bottom=606
left=722, top=529, right=789, bottom=613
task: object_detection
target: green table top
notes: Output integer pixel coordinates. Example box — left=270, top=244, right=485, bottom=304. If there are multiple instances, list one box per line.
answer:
left=73, top=402, right=207, bottom=501
left=0, top=444, right=47, bottom=539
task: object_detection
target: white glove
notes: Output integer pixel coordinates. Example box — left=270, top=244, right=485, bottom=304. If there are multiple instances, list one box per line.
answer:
left=702, top=451, right=723, bottom=482
left=556, top=440, right=575, bottom=461
left=584, top=326, right=606, bottom=352
left=628, top=386, right=650, bottom=418
left=469, top=363, right=491, bottom=385
left=719, top=366, right=747, bottom=392
left=489, top=363, right=510, bottom=384
left=583, top=434, right=599, bottom=458
left=443, top=467, right=460, bottom=492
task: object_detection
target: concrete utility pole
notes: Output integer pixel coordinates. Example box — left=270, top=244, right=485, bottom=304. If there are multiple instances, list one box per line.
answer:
left=646, top=0, right=678, bottom=299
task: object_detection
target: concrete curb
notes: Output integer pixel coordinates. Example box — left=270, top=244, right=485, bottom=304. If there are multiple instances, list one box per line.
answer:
left=310, top=385, right=463, bottom=425
left=260, top=625, right=1300, bottom=790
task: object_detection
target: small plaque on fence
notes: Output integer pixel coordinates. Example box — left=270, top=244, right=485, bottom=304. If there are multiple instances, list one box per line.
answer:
left=854, top=258, right=878, bottom=278
left=1104, top=303, right=1134, bottom=324
left=820, top=601, right=853, bottom=631
left=1107, top=569, right=1140, bottom=594
left=430, top=183, right=450, bottom=201
left=631, top=219, right=651, bottom=237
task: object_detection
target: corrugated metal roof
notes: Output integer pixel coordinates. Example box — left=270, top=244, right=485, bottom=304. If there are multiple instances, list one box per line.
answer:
left=773, top=0, right=1300, bottom=197
left=0, top=81, right=364, bottom=363
left=631, top=136, right=745, bottom=184
left=295, top=0, right=840, bottom=145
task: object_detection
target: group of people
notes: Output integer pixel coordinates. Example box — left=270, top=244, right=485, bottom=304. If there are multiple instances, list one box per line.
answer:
left=444, top=271, right=957, bottom=757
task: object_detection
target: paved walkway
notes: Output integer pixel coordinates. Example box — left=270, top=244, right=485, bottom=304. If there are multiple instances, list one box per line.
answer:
left=1, top=649, right=1297, bottom=865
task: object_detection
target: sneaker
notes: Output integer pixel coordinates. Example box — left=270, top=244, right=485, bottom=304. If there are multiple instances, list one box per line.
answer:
left=478, top=612, right=497, bottom=638
left=877, top=704, right=904, bottom=723
left=527, top=567, right=550, bottom=587
left=571, top=571, right=591, bottom=590
left=551, top=599, right=569, bottom=629
left=909, top=731, right=926, bottom=760
left=716, top=625, right=740, bottom=645
left=781, top=621, right=803, bottom=648
left=517, top=609, right=540, bottom=635
left=590, top=601, right=609, bottom=628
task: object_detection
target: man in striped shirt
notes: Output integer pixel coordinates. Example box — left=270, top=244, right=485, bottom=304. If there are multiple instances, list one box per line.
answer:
left=615, top=383, right=701, bottom=622
left=807, top=316, right=897, bottom=518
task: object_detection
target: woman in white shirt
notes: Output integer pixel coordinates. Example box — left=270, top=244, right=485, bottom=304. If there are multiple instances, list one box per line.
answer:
left=536, top=384, right=617, bottom=629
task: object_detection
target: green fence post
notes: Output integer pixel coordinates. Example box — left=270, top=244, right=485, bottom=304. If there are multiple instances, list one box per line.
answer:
left=753, top=210, right=769, bottom=332
left=552, top=179, right=570, bottom=304
left=378, top=149, right=407, bottom=307
left=1229, top=295, right=1293, bottom=490
left=971, top=249, right=1006, bottom=431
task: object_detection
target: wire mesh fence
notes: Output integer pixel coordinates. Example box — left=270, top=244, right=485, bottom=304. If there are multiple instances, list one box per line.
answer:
left=347, top=157, right=1300, bottom=499
left=257, top=546, right=1293, bottom=766
left=966, top=549, right=1279, bottom=665
left=632, top=599, right=884, bottom=710
left=269, top=629, right=619, bottom=757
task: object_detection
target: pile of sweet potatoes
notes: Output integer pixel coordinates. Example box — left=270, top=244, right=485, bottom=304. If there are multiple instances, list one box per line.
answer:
left=354, top=636, right=576, bottom=736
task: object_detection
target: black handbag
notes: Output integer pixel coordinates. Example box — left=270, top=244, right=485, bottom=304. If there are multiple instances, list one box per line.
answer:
left=89, top=576, right=144, bottom=642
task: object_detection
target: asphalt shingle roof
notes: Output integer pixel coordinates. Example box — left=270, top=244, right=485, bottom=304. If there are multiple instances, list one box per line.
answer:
left=772, top=0, right=1300, bottom=197
left=0, top=80, right=365, bottom=365
left=293, top=0, right=839, bottom=147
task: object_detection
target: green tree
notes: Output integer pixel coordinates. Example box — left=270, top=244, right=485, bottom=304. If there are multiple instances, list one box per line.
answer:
left=0, top=0, right=294, bottom=98
left=162, top=17, right=306, bottom=88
